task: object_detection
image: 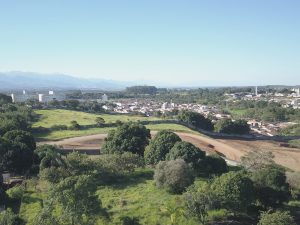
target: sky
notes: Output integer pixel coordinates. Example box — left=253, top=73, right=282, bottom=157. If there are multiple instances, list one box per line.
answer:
left=0, top=0, right=299, bottom=86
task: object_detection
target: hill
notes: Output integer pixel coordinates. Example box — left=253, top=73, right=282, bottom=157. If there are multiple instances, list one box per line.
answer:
left=0, top=71, right=132, bottom=90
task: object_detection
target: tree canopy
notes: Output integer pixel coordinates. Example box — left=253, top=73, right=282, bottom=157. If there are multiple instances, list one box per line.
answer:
left=144, top=130, right=181, bottom=165
left=166, top=141, right=205, bottom=174
left=102, top=122, right=151, bottom=156
left=215, top=119, right=250, bottom=134
left=178, top=110, right=213, bottom=131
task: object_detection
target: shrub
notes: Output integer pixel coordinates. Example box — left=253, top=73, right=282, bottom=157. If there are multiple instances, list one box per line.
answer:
left=286, top=171, right=300, bottom=200
left=97, top=152, right=144, bottom=173
left=154, top=159, right=194, bottom=194
left=258, top=210, right=296, bottom=225
left=144, top=130, right=181, bottom=165
left=69, top=120, right=81, bottom=130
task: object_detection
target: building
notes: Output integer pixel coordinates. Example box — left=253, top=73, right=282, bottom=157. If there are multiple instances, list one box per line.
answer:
left=102, top=94, right=108, bottom=101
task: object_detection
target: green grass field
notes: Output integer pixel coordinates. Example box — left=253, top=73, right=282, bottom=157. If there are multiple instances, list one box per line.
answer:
left=33, top=109, right=197, bottom=141
left=33, top=109, right=160, bottom=128
left=19, top=169, right=209, bottom=225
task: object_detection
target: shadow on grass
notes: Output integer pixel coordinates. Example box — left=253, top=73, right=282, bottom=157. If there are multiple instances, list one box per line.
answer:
left=104, top=169, right=154, bottom=190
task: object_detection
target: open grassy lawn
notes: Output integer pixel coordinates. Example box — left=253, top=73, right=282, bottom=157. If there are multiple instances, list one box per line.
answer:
left=33, top=109, right=161, bottom=128
left=33, top=109, right=198, bottom=141
left=34, top=123, right=197, bottom=141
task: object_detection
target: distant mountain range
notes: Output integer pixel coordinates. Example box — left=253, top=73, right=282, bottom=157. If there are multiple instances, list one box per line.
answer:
left=0, top=71, right=134, bottom=90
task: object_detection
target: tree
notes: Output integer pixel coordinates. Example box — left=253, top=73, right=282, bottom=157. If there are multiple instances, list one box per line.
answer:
left=0, top=94, right=12, bottom=106
left=184, top=184, right=218, bottom=225
left=35, top=145, right=65, bottom=170
left=166, top=141, right=205, bottom=174
left=102, top=122, right=151, bottom=156
left=203, top=154, right=228, bottom=175
left=0, top=208, right=25, bottom=225
left=154, top=159, right=195, bottom=194
left=95, top=117, right=105, bottom=127
left=178, top=110, right=214, bottom=131
left=215, top=119, right=250, bottom=134
left=251, top=165, right=290, bottom=208
left=241, top=150, right=275, bottom=171
left=211, top=171, right=255, bottom=213
left=258, top=211, right=296, bottom=225
left=144, top=130, right=181, bottom=165
left=0, top=137, right=35, bottom=174
left=49, top=175, right=101, bottom=225
left=3, top=130, right=36, bottom=151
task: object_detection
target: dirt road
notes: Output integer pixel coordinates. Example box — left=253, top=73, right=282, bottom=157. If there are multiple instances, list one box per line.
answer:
left=40, top=132, right=300, bottom=171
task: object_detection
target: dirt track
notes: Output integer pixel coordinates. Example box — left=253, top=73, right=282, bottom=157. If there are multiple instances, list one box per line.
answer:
left=40, top=132, right=300, bottom=171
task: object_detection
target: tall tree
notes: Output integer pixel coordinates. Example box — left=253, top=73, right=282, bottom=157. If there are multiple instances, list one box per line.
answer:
left=102, top=122, right=151, bottom=156
left=144, top=130, right=181, bottom=165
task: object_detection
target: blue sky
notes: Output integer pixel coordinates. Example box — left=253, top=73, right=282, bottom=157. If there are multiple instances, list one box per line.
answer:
left=0, top=0, right=299, bottom=86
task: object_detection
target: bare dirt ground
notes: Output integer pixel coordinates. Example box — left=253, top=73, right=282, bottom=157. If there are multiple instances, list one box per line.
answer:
left=40, top=132, right=300, bottom=171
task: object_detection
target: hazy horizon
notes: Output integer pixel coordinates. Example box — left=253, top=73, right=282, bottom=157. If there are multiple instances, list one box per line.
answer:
left=1, top=1, right=299, bottom=86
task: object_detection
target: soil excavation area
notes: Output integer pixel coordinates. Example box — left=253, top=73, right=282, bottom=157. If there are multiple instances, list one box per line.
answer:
left=40, top=132, right=300, bottom=171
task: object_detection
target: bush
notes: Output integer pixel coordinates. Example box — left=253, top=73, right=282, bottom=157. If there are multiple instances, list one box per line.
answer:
left=97, top=152, right=144, bottom=173
left=69, top=120, right=81, bottom=130
left=6, top=185, right=25, bottom=200
left=258, top=210, right=296, bottom=225
left=144, top=130, right=181, bottom=165
left=154, top=159, right=194, bottom=194
left=166, top=141, right=205, bottom=175
left=286, top=171, right=300, bottom=200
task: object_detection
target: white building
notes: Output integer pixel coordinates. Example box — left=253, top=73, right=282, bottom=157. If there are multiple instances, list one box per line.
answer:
left=102, top=94, right=108, bottom=101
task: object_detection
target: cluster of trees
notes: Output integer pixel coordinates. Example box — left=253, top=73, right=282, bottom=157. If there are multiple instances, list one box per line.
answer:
left=223, top=100, right=300, bottom=122
left=215, top=119, right=250, bottom=135
left=0, top=102, right=39, bottom=224
left=178, top=110, right=214, bottom=131
left=22, top=143, right=145, bottom=224
left=126, top=86, right=158, bottom=95
left=102, top=122, right=299, bottom=224
left=177, top=110, right=250, bottom=135
left=0, top=104, right=37, bottom=174
left=183, top=151, right=299, bottom=225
